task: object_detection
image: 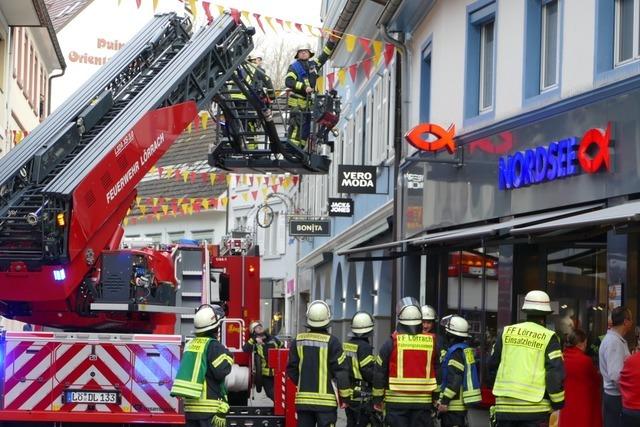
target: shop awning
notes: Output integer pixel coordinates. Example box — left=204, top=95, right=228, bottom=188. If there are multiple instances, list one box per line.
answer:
left=511, top=200, right=640, bottom=235
left=339, top=204, right=600, bottom=257
left=409, top=205, right=600, bottom=246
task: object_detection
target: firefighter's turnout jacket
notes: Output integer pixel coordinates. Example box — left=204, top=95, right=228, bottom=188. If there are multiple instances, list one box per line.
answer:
left=489, top=321, right=565, bottom=421
left=439, top=342, right=482, bottom=412
left=286, top=330, right=351, bottom=410
left=284, top=40, right=336, bottom=110
left=171, top=336, right=234, bottom=418
left=243, top=333, right=283, bottom=377
left=343, top=336, right=378, bottom=401
left=373, top=328, right=438, bottom=408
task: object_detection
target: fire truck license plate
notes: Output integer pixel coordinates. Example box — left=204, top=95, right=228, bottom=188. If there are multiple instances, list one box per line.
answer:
left=64, top=390, right=120, bottom=404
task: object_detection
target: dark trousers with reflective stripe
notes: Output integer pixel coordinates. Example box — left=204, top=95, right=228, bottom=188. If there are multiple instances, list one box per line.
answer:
left=297, top=410, right=337, bottom=427
left=384, top=408, right=434, bottom=427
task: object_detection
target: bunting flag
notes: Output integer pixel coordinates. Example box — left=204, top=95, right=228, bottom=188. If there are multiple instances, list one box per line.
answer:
left=345, top=34, right=357, bottom=52
left=251, top=190, right=258, bottom=200
left=362, top=58, right=373, bottom=78
left=199, top=111, right=209, bottom=129
left=384, top=43, right=396, bottom=65
left=229, top=8, right=241, bottom=24
left=337, top=68, right=346, bottom=87
left=348, top=63, right=358, bottom=83
left=253, top=13, right=266, bottom=33
left=373, top=40, right=383, bottom=64
left=358, top=37, right=372, bottom=55
left=152, top=0, right=158, bottom=12
left=326, top=73, right=335, bottom=90
left=202, top=1, right=213, bottom=22
left=241, top=192, right=250, bottom=202
left=264, top=16, right=277, bottom=32
left=292, top=176, right=300, bottom=186
left=210, top=173, right=217, bottom=185
left=226, top=175, right=233, bottom=186
left=188, top=0, right=197, bottom=17
left=135, top=0, right=141, bottom=8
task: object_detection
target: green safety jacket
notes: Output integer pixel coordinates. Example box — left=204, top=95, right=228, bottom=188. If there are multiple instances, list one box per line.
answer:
left=286, top=330, right=351, bottom=410
left=489, top=321, right=565, bottom=421
left=171, top=336, right=234, bottom=416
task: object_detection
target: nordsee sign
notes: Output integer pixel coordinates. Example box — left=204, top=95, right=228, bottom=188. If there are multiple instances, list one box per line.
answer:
left=328, top=198, right=354, bottom=217
left=338, top=165, right=376, bottom=194
left=498, top=124, right=612, bottom=190
left=289, top=219, right=331, bottom=236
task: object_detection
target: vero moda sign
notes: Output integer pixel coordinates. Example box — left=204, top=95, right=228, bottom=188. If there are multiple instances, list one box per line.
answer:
left=338, top=165, right=377, bottom=194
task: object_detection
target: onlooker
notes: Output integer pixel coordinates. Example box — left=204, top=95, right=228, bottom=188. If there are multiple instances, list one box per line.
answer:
left=620, top=349, right=640, bottom=427
left=599, top=306, right=633, bottom=427
left=558, top=329, right=602, bottom=427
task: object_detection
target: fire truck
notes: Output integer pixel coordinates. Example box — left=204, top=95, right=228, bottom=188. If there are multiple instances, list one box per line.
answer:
left=0, top=12, right=337, bottom=426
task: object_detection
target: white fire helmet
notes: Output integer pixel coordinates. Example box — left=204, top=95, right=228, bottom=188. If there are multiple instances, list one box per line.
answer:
left=441, top=314, right=470, bottom=338
left=306, top=300, right=331, bottom=328
left=351, top=311, right=374, bottom=335
left=522, top=290, right=553, bottom=313
left=421, top=305, right=437, bottom=321
left=294, top=44, right=315, bottom=59
left=397, top=297, right=422, bottom=326
left=194, top=304, right=225, bottom=334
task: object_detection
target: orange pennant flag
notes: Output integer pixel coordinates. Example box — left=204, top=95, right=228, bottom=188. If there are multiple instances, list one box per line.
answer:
left=337, top=68, right=346, bottom=87
left=373, top=40, right=383, bottom=64
left=345, top=34, right=357, bottom=52
left=210, top=173, right=217, bottom=185
left=200, top=111, right=209, bottom=129
left=264, top=16, right=277, bottom=32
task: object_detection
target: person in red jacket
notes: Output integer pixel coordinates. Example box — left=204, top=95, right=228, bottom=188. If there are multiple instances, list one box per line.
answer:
left=559, top=329, right=602, bottom=427
left=620, top=350, right=640, bottom=426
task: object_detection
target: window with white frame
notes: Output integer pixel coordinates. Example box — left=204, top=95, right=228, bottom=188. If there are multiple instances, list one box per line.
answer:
left=354, top=104, right=364, bottom=165
left=191, top=229, right=214, bottom=244
left=264, top=212, right=279, bottom=256
left=382, top=69, right=391, bottom=161
left=615, top=0, right=639, bottom=66
left=479, top=19, right=495, bottom=113
left=168, top=231, right=184, bottom=243
left=364, top=90, right=374, bottom=165
left=372, top=78, right=383, bottom=163
left=146, top=233, right=162, bottom=244
left=342, top=117, right=354, bottom=165
left=540, top=0, right=560, bottom=90
left=330, top=130, right=342, bottom=196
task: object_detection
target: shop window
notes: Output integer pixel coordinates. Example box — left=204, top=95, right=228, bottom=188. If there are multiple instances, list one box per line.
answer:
left=443, top=248, right=499, bottom=383
left=464, top=0, right=496, bottom=123
left=595, top=0, right=640, bottom=82
left=420, top=41, right=432, bottom=123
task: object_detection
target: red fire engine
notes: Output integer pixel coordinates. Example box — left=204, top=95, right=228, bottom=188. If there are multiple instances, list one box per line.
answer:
left=0, top=11, right=337, bottom=426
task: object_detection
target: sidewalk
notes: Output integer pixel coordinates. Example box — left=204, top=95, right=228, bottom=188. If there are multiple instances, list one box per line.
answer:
left=246, top=389, right=490, bottom=426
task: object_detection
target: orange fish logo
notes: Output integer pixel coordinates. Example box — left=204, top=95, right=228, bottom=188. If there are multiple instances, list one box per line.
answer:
left=404, top=123, right=456, bottom=154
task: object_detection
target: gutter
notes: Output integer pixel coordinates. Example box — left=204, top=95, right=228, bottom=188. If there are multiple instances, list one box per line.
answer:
left=329, top=0, right=361, bottom=47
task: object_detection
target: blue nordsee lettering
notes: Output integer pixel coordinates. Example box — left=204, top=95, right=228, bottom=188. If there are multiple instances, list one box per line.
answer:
left=498, top=137, right=579, bottom=190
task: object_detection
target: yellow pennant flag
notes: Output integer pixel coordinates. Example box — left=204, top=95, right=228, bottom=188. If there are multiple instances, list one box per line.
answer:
left=345, top=34, right=357, bottom=52
left=210, top=173, right=217, bottom=185
left=155, top=213, right=161, bottom=221
left=190, top=198, right=197, bottom=206
left=182, top=170, right=189, bottom=183
left=221, top=197, right=228, bottom=207
left=243, top=175, right=249, bottom=185
left=152, top=0, right=158, bottom=11
left=188, top=0, right=197, bottom=17
left=126, top=208, right=131, bottom=216
left=165, top=167, right=174, bottom=179
left=241, top=10, right=250, bottom=23
left=162, top=205, right=169, bottom=215
left=261, top=187, right=269, bottom=198
left=316, top=76, right=325, bottom=93
left=242, top=192, right=249, bottom=202
left=217, top=5, right=225, bottom=16
left=373, top=40, right=383, bottom=64
left=305, top=24, right=316, bottom=36
left=181, top=204, right=190, bottom=215
left=136, top=197, right=142, bottom=206
left=123, top=217, right=128, bottom=226
left=149, top=165, right=157, bottom=176
left=200, top=111, right=209, bottom=130
left=285, top=21, right=294, bottom=31
left=226, top=175, right=233, bottom=186
left=337, top=68, right=346, bottom=87
left=139, top=205, right=147, bottom=215
left=187, top=123, right=193, bottom=133
left=202, top=198, right=210, bottom=210
left=264, top=16, right=277, bottom=32
left=284, top=176, right=292, bottom=188
left=152, top=197, right=158, bottom=206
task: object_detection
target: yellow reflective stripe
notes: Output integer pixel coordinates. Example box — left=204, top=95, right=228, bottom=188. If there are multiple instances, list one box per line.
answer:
left=385, top=390, right=432, bottom=404
left=549, top=390, right=565, bottom=403
left=339, top=388, right=351, bottom=398
left=297, top=345, right=304, bottom=385
left=360, top=355, right=374, bottom=367
left=212, top=353, right=234, bottom=368
left=448, top=359, right=465, bottom=371
left=372, top=388, right=385, bottom=397
left=295, top=392, right=337, bottom=407
left=495, top=397, right=552, bottom=413
left=337, top=351, right=346, bottom=365
left=389, top=383, right=436, bottom=392
left=286, top=72, right=297, bottom=80
left=319, top=346, right=328, bottom=395
left=548, top=350, right=563, bottom=360
left=463, top=389, right=482, bottom=404
left=172, top=379, right=202, bottom=392
left=448, top=401, right=467, bottom=411
left=170, top=385, right=201, bottom=399
left=390, top=377, right=437, bottom=385
left=323, top=46, right=332, bottom=55
left=343, top=343, right=358, bottom=353
left=443, top=387, right=457, bottom=399
left=376, top=355, right=382, bottom=365
left=295, top=81, right=304, bottom=90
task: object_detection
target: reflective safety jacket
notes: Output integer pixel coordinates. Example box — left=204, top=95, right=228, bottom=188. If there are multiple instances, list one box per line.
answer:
left=439, top=343, right=482, bottom=411
left=242, top=334, right=283, bottom=377
left=373, top=331, right=437, bottom=407
left=171, top=336, right=234, bottom=416
left=489, top=321, right=565, bottom=420
left=343, top=336, right=378, bottom=400
left=286, top=330, right=351, bottom=410
left=284, top=40, right=336, bottom=109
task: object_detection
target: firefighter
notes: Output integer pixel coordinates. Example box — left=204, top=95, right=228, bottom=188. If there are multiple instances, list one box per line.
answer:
left=489, top=290, right=565, bottom=426
left=344, top=311, right=379, bottom=427
left=284, top=35, right=338, bottom=148
left=242, top=320, right=282, bottom=400
left=286, top=300, right=351, bottom=427
left=436, top=315, right=482, bottom=427
left=170, top=304, right=234, bottom=427
left=421, top=305, right=437, bottom=334
left=373, top=297, right=438, bottom=427
left=247, top=51, right=275, bottom=100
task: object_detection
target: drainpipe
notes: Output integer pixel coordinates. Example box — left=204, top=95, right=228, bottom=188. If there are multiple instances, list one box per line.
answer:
left=378, top=0, right=410, bottom=329
left=47, top=69, right=65, bottom=116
